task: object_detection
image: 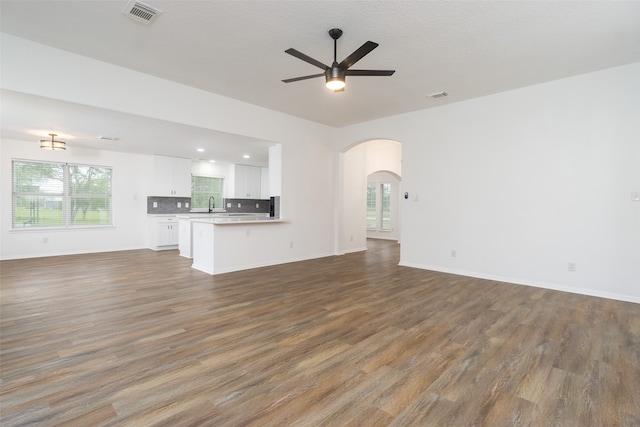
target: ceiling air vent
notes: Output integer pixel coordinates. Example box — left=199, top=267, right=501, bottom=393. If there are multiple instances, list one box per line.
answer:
left=123, top=1, right=161, bottom=24
left=428, top=91, right=448, bottom=99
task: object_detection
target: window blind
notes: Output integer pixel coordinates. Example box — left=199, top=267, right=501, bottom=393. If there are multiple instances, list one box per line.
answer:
left=12, top=160, right=112, bottom=229
left=191, top=175, right=223, bottom=209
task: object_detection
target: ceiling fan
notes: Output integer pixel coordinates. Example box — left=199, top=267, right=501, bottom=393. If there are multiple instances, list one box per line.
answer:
left=282, top=28, right=395, bottom=92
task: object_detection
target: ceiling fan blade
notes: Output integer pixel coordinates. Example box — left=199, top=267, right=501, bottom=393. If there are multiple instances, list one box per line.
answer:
left=282, top=73, right=325, bottom=83
left=284, top=48, right=328, bottom=70
left=338, top=41, right=378, bottom=69
left=345, top=69, right=395, bottom=76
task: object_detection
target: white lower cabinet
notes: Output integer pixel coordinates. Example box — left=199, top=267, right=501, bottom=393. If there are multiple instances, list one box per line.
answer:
left=148, top=216, right=179, bottom=250
left=158, top=223, right=178, bottom=246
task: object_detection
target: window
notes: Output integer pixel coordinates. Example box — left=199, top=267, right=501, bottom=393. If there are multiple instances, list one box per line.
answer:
left=191, top=175, right=224, bottom=209
left=12, top=160, right=112, bottom=229
left=367, top=183, right=377, bottom=229
left=366, top=182, right=392, bottom=231
left=380, top=182, right=391, bottom=231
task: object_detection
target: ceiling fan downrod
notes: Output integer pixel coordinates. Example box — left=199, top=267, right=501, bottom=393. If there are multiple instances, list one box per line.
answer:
left=329, top=28, right=343, bottom=65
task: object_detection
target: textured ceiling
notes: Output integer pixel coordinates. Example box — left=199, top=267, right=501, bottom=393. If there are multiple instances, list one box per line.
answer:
left=1, top=1, right=640, bottom=160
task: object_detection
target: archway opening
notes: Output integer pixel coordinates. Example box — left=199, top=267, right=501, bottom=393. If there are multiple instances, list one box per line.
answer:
left=339, top=139, right=402, bottom=254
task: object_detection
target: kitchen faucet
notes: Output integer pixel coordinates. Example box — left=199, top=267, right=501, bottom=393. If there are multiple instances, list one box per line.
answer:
left=208, top=196, right=215, bottom=213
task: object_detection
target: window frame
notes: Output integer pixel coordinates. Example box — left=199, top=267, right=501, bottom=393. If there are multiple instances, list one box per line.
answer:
left=12, top=159, right=113, bottom=230
left=366, top=183, right=377, bottom=230
left=366, top=181, right=392, bottom=232
left=191, top=174, right=224, bottom=210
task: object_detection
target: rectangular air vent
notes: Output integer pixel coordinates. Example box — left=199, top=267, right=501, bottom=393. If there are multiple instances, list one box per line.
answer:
left=428, top=91, right=448, bottom=99
left=123, top=1, right=161, bottom=24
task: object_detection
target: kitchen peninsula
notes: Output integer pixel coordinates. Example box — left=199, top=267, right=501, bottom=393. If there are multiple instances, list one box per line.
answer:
left=188, top=215, right=288, bottom=275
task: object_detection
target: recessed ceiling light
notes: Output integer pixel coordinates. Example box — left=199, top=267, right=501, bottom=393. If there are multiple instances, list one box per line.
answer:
left=197, top=148, right=204, bottom=152
left=209, top=160, right=216, bottom=163
left=243, top=154, right=250, bottom=159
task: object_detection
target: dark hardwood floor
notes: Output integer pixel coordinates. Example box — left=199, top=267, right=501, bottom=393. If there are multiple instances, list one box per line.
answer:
left=1, top=239, right=639, bottom=426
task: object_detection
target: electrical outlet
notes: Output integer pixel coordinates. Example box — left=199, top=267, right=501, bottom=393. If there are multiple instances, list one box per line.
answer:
left=43, top=237, right=48, bottom=244
left=451, top=250, right=457, bottom=258
left=237, top=203, right=241, bottom=208
left=256, top=203, right=259, bottom=208
left=153, top=202, right=158, bottom=208
left=177, top=202, right=181, bottom=208
left=227, top=203, right=231, bottom=208
left=290, top=241, right=293, bottom=248
left=246, top=229, right=251, bottom=237
left=568, top=262, right=576, bottom=272
left=186, top=202, right=189, bottom=208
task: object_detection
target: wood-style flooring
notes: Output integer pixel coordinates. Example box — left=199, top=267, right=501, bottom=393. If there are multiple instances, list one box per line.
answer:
left=1, top=239, right=639, bottom=426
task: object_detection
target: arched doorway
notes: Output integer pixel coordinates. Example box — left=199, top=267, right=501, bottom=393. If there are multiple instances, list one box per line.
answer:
left=338, top=139, right=402, bottom=254
left=367, top=170, right=401, bottom=241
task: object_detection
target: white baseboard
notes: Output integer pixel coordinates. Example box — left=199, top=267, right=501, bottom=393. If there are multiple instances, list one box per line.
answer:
left=399, top=261, right=640, bottom=305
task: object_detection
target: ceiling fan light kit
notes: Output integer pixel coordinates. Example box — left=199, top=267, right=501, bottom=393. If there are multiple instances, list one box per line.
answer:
left=325, top=67, right=346, bottom=90
left=283, top=28, right=394, bottom=92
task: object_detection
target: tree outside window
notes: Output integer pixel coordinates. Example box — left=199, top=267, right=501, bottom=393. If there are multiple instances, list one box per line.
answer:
left=191, top=175, right=224, bottom=209
left=12, top=160, right=112, bottom=228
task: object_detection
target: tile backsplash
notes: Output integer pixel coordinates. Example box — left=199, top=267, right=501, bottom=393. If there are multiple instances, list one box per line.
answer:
left=147, top=196, right=279, bottom=216
left=224, top=198, right=270, bottom=214
left=147, top=196, right=192, bottom=214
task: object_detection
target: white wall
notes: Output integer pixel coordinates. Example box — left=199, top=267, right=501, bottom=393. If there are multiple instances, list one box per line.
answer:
left=338, top=62, right=640, bottom=303
left=364, top=139, right=402, bottom=176
left=0, top=139, right=152, bottom=258
left=1, top=34, right=337, bottom=263
left=268, top=144, right=282, bottom=197
left=340, top=143, right=368, bottom=253
left=260, top=167, right=269, bottom=199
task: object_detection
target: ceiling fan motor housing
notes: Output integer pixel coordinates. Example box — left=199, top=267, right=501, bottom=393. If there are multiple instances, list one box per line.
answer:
left=325, top=65, right=345, bottom=81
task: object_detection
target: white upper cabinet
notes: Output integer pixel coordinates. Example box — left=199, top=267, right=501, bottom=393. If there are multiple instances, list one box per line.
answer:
left=153, top=155, right=191, bottom=197
left=234, top=164, right=261, bottom=198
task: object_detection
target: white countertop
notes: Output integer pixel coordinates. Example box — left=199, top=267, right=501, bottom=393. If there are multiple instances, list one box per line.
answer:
left=172, top=212, right=282, bottom=224
left=191, top=217, right=285, bottom=225
left=177, top=213, right=270, bottom=219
